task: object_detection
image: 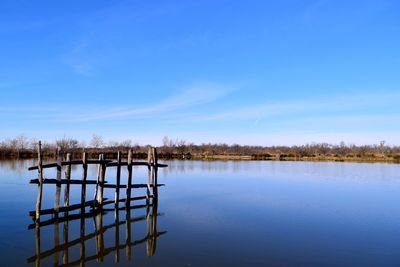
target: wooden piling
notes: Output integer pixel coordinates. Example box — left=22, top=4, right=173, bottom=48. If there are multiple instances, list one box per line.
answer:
left=126, top=149, right=133, bottom=204
left=64, top=153, right=71, bottom=212
left=54, top=148, right=62, bottom=214
left=115, top=151, right=121, bottom=206
left=146, top=147, right=152, bottom=204
left=96, top=154, right=106, bottom=207
left=35, top=141, right=43, bottom=221
left=81, top=152, right=88, bottom=210
left=152, top=147, right=158, bottom=198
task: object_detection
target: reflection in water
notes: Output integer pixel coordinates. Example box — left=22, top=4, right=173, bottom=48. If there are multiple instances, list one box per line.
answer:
left=27, top=197, right=165, bottom=266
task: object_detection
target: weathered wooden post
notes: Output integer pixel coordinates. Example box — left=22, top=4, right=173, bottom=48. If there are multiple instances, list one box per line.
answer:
left=152, top=147, right=158, bottom=198
left=96, top=154, right=106, bottom=207
left=146, top=147, right=152, bottom=204
left=35, top=141, right=43, bottom=221
left=126, top=149, right=133, bottom=204
left=115, top=151, right=121, bottom=206
left=81, top=152, right=88, bottom=209
left=64, top=153, right=71, bottom=211
left=54, top=148, right=62, bottom=214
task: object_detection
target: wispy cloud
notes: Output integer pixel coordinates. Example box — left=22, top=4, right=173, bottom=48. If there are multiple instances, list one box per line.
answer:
left=63, top=40, right=93, bottom=76
left=70, top=83, right=230, bottom=121
left=188, top=91, right=400, bottom=123
left=0, top=83, right=231, bottom=122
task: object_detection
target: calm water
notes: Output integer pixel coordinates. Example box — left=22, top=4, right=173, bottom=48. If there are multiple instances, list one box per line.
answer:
left=0, top=159, right=400, bottom=266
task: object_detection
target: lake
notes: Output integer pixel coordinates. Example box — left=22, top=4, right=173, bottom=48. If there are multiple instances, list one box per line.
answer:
left=0, top=159, right=400, bottom=267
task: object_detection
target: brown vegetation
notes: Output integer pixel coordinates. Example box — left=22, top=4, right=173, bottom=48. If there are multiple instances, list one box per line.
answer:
left=0, top=135, right=399, bottom=163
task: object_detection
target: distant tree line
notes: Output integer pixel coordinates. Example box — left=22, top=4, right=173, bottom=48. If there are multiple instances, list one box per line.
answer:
left=0, top=135, right=399, bottom=162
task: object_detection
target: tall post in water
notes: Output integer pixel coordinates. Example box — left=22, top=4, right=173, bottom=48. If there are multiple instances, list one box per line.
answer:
left=146, top=147, right=152, bottom=205
left=35, top=141, right=43, bottom=221
left=126, top=149, right=133, bottom=204
left=152, top=147, right=158, bottom=199
left=96, top=154, right=106, bottom=207
left=54, top=147, right=62, bottom=215
left=64, top=153, right=71, bottom=215
left=115, top=151, right=121, bottom=206
left=81, top=152, right=88, bottom=210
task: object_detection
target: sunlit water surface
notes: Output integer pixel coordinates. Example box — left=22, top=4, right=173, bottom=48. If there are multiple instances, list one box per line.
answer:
left=0, top=159, right=400, bottom=266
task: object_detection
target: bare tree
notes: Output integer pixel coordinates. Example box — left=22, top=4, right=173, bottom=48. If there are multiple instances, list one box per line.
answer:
left=90, top=134, right=104, bottom=148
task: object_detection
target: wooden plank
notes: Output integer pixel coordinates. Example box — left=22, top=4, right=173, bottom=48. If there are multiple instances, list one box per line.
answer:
left=30, top=178, right=100, bottom=185
left=29, top=178, right=163, bottom=188
left=102, top=195, right=151, bottom=206
left=29, top=161, right=167, bottom=170
left=29, top=162, right=59, bottom=171
left=102, top=183, right=164, bottom=189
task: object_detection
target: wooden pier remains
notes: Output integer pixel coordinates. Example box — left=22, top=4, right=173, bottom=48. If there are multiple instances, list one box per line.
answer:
left=29, top=141, right=167, bottom=222
left=27, top=141, right=167, bottom=266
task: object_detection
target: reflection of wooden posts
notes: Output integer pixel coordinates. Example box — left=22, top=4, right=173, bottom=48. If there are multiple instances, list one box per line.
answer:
left=62, top=221, right=69, bottom=265
left=28, top=204, right=166, bottom=266
left=95, top=213, right=104, bottom=262
left=35, top=141, right=43, bottom=221
left=80, top=216, right=85, bottom=267
left=115, top=151, right=121, bottom=206
left=114, top=209, right=120, bottom=263
left=126, top=149, right=133, bottom=204
left=151, top=196, right=158, bottom=256
left=64, top=153, right=71, bottom=214
left=35, top=226, right=40, bottom=267
left=81, top=152, right=88, bottom=211
left=146, top=196, right=158, bottom=256
left=125, top=204, right=132, bottom=261
left=53, top=222, right=59, bottom=266
left=54, top=149, right=62, bottom=214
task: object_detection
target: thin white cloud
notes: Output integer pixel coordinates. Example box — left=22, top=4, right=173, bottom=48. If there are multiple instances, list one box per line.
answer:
left=188, top=91, right=400, bottom=122
left=63, top=40, right=93, bottom=76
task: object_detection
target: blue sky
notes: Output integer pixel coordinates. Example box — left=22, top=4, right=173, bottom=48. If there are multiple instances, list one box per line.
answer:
left=1, top=0, right=400, bottom=145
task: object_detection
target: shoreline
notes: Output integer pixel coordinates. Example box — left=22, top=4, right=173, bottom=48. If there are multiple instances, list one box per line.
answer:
left=1, top=153, right=399, bottom=164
